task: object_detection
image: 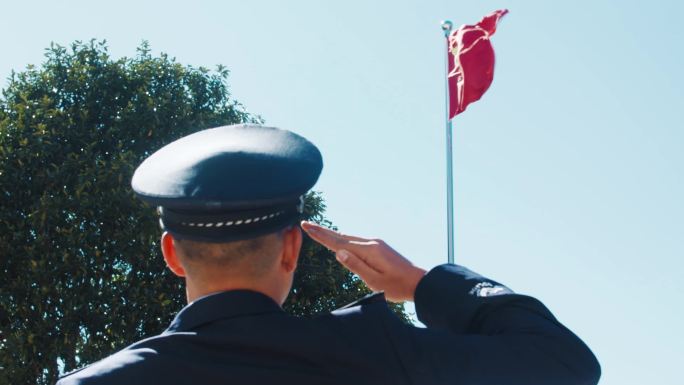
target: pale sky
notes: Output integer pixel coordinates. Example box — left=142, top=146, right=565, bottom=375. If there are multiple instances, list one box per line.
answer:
left=1, top=1, right=682, bottom=384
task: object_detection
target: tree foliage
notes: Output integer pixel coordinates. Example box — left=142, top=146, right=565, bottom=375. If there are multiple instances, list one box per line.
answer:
left=0, top=41, right=407, bottom=385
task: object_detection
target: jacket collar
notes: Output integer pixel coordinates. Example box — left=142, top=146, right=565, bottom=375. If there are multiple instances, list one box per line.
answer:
left=165, top=290, right=284, bottom=332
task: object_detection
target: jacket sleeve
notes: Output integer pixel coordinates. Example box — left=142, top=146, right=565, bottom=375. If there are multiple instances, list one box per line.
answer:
left=381, top=264, right=601, bottom=385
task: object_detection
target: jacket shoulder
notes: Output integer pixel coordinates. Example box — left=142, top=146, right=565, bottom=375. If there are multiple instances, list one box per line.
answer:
left=57, top=346, right=161, bottom=385
left=323, top=292, right=406, bottom=337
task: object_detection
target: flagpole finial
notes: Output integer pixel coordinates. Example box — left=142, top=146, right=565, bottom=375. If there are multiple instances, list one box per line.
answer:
left=441, top=20, right=453, bottom=36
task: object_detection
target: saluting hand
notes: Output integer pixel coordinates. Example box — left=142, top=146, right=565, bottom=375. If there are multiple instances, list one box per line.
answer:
left=300, top=221, right=426, bottom=303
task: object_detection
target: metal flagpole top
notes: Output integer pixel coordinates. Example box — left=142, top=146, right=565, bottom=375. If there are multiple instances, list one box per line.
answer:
left=440, top=20, right=453, bottom=36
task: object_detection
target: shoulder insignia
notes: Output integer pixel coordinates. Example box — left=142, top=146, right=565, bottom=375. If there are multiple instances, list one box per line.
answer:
left=469, top=282, right=513, bottom=297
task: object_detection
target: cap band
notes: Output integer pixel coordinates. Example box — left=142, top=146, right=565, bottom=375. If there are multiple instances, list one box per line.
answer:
left=158, top=197, right=304, bottom=242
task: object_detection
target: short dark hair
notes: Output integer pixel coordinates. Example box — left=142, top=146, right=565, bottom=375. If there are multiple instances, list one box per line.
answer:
left=174, top=231, right=285, bottom=276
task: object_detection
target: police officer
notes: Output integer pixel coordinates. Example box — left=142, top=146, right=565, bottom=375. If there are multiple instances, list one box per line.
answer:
left=57, top=124, right=601, bottom=385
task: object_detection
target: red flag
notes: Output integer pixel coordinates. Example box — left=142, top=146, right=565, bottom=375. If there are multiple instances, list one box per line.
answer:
left=448, top=9, right=508, bottom=119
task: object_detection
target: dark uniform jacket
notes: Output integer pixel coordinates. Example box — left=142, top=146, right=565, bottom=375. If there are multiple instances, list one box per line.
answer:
left=57, top=264, right=601, bottom=385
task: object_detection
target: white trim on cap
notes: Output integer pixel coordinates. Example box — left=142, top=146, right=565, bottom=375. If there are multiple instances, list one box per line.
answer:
left=179, top=211, right=285, bottom=229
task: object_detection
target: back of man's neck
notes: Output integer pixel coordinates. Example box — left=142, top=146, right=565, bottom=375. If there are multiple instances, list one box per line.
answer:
left=185, top=275, right=283, bottom=305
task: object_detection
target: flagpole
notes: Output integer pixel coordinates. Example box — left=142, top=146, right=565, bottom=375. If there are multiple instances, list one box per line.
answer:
left=441, top=20, right=454, bottom=264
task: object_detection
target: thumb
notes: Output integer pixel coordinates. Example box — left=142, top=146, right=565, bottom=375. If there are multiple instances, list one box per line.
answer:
left=337, top=249, right=381, bottom=288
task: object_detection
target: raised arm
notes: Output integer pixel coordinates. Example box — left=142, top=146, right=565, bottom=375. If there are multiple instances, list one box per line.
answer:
left=301, top=221, right=601, bottom=385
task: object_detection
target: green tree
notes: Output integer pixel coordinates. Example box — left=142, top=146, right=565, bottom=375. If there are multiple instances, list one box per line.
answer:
left=0, top=41, right=407, bottom=385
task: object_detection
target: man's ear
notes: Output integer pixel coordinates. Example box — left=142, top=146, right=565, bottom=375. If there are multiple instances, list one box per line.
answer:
left=161, top=232, right=186, bottom=277
left=280, top=225, right=303, bottom=273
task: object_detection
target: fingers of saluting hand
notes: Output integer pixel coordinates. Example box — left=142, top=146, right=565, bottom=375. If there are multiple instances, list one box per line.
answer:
left=300, top=221, right=426, bottom=303
left=301, top=221, right=403, bottom=269
left=300, top=221, right=371, bottom=252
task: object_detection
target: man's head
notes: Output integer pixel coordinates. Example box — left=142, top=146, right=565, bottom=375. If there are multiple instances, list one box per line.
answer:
left=160, top=225, right=303, bottom=305
left=130, top=124, right=322, bottom=305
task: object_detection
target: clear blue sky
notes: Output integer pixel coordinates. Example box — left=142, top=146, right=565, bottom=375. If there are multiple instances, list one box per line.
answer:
left=2, top=1, right=682, bottom=384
